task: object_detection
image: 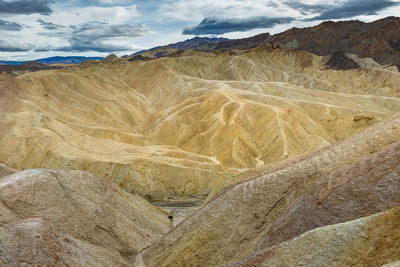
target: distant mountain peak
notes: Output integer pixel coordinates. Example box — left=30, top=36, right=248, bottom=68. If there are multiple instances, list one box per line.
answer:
left=128, top=33, right=272, bottom=60
left=0, top=56, right=104, bottom=66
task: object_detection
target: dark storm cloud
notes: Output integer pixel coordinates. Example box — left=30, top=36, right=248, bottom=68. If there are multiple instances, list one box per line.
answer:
left=36, top=21, right=149, bottom=52
left=70, top=21, right=147, bottom=39
left=37, top=19, right=63, bottom=30
left=284, top=2, right=327, bottom=15
left=0, top=19, right=23, bottom=31
left=0, top=0, right=53, bottom=15
left=0, top=39, right=33, bottom=51
left=305, top=0, right=400, bottom=21
left=182, top=16, right=295, bottom=35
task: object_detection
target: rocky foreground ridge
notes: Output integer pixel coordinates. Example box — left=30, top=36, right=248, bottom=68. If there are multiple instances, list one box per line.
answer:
left=1, top=115, right=399, bottom=266
left=137, top=114, right=400, bottom=266
left=0, top=169, right=171, bottom=265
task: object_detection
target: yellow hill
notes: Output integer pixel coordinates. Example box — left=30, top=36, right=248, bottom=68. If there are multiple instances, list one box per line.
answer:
left=1, top=46, right=400, bottom=200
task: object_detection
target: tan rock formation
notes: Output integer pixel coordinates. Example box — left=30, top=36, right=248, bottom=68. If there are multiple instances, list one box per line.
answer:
left=0, top=169, right=171, bottom=264
left=0, top=74, right=21, bottom=113
left=0, top=219, right=130, bottom=266
left=137, top=115, right=400, bottom=266
left=0, top=163, right=17, bottom=178
left=1, top=47, right=400, bottom=200
left=227, top=206, right=400, bottom=267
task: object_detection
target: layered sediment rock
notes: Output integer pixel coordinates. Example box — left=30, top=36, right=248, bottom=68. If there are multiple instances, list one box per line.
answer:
left=137, top=115, right=400, bottom=266
left=0, top=219, right=130, bottom=266
left=1, top=46, right=400, bottom=200
left=0, top=169, right=171, bottom=265
left=228, top=206, right=400, bottom=267
left=272, top=16, right=400, bottom=69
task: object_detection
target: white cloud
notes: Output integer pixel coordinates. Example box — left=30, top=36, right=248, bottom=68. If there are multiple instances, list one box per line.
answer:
left=0, top=38, right=34, bottom=52
left=1, top=0, right=400, bottom=60
left=35, top=21, right=150, bottom=52
left=159, top=0, right=291, bottom=22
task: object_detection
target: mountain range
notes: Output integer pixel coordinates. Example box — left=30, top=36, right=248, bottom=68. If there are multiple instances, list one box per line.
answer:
left=130, top=16, right=400, bottom=71
left=271, top=16, right=400, bottom=70
left=0, top=56, right=104, bottom=66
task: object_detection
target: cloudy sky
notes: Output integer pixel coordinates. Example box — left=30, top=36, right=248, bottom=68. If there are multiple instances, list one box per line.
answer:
left=1, top=0, right=400, bottom=60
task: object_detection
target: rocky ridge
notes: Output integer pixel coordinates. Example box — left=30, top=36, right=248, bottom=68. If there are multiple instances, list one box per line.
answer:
left=137, top=114, right=400, bottom=266
left=0, top=169, right=171, bottom=265
left=228, top=206, right=400, bottom=267
left=131, top=17, right=400, bottom=71
left=129, top=33, right=271, bottom=60
left=272, top=16, right=400, bottom=70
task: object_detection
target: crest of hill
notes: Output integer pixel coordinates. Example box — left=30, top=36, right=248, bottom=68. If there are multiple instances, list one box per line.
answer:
left=129, top=37, right=229, bottom=59
left=169, top=37, right=230, bottom=50
left=128, top=34, right=271, bottom=60
left=196, top=33, right=272, bottom=52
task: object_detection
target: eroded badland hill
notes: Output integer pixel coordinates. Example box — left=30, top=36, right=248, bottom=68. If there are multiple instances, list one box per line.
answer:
left=1, top=17, right=400, bottom=266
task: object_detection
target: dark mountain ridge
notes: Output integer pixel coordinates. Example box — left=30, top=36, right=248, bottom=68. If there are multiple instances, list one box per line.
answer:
left=0, top=61, right=61, bottom=76
left=0, top=56, right=104, bottom=66
left=271, top=16, right=400, bottom=69
left=129, top=16, right=400, bottom=70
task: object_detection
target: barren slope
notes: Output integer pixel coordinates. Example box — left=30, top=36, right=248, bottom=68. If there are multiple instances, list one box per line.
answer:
left=228, top=206, right=400, bottom=267
left=137, top=115, right=400, bottom=266
left=1, top=46, right=400, bottom=200
left=0, top=169, right=171, bottom=265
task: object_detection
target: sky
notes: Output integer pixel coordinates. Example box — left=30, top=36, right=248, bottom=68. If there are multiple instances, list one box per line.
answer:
left=0, top=0, right=400, bottom=60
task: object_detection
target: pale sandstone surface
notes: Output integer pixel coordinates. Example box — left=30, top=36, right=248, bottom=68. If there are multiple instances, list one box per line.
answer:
left=227, top=206, right=400, bottom=267
left=0, top=169, right=172, bottom=264
left=382, top=261, right=400, bottom=267
left=137, top=115, right=400, bottom=266
left=1, top=46, right=400, bottom=200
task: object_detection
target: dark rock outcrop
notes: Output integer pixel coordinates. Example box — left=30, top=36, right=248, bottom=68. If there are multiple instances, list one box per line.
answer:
left=325, top=51, right=359, bottom=70
left=272, top=16, right=400, bottom=68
